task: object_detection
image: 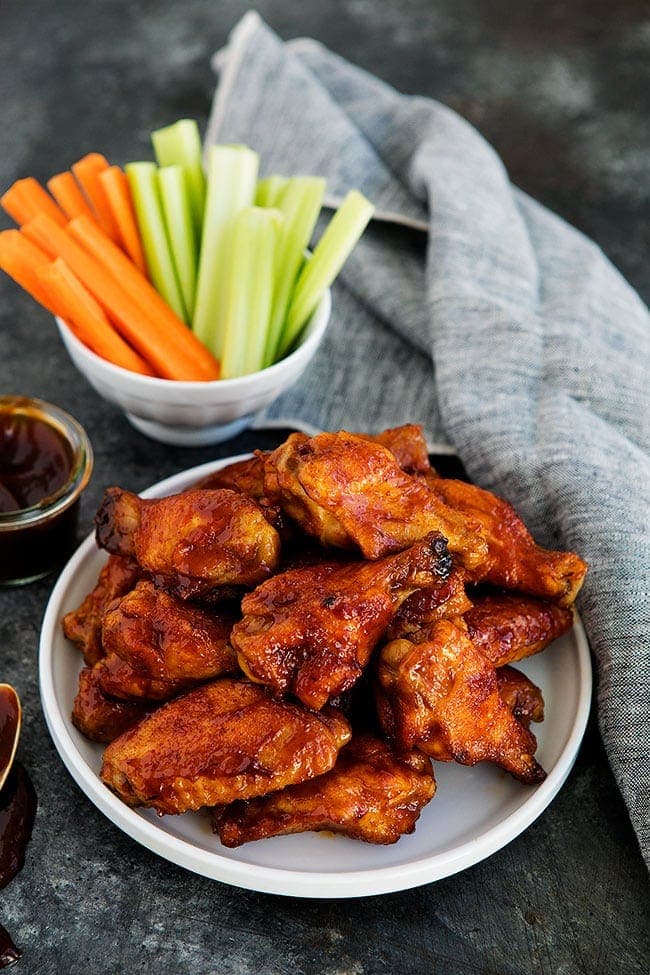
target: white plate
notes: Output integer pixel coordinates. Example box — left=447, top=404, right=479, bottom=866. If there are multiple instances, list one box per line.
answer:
left=39, top=452, right=592, bottom=898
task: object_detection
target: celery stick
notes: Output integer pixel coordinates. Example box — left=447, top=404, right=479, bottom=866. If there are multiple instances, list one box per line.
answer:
left=151, top=119, right=206, bottom=234
left=264, top=176, right=325, bottom=367
left=255, top=175, right=288, bottom=208
left=125, top=162, right=187, bottom=322
left=220, top=207, right=281, bottom=379
left=193, top=144, right=259, bottom=357
left=279, top=190, right=374, bottom=356
left=157, top=165, right=198, bottom=320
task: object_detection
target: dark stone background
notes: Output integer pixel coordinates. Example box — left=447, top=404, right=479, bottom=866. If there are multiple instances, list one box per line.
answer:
left=0, top=2, right=648, bottom=973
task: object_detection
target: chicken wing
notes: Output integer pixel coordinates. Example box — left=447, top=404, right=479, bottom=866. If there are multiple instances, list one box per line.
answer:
left=62, top=555, right=142, bottom=665
left=196, top=424, right=432, bottom=499
left=376, top=619, right=545, bottom=783
left=100, top=679, right=351, bottom=814
left=194, top=455, right=266, bottom=498
left=72, top=665, right=153, bottom=743
left=263, top=431, right=487, bottom=568
left=358, top=424, right=431, bottom=476
left=232, top=534, right=452, bottom=710
left=387, top=566, right=472, bottom=640
left=95, top=488, right=280, bottom=600
left=464, top=591, right=573, bottom=667
left=98, top=581, right=238, bottom=700
left=496, top=666, right=544, bottom=729
left=425, top=476, right=587, bottom=606
left=192, top=455, right=290, bottom=537
left=214, top=735, right=435, bottom=847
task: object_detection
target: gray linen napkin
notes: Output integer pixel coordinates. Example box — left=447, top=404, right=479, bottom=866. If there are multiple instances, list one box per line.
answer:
left=206, top=11, right=650, bottom=860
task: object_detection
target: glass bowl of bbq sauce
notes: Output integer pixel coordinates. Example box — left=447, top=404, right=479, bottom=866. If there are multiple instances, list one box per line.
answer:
left=0, top=396, right=93, bottom=586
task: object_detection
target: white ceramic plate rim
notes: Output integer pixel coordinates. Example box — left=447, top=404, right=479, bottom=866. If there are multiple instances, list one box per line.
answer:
left=39, top=450, right=592, bottom=898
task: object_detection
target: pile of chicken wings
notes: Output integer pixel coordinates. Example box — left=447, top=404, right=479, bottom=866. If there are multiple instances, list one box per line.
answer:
left=63, top=426, right=587, bottom=847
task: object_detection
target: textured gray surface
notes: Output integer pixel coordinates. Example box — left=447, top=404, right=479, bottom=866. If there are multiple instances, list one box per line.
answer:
left=0, top=2, right=648, bottom=973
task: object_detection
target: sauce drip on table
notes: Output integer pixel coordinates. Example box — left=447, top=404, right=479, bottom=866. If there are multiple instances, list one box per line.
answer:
left=0, top=685, right=35, bottom=969
left=0, top=925, right=21, bottom=970
left=0, top=760, right=36, bottom=970
left=0, top=763, right=37, bottom=891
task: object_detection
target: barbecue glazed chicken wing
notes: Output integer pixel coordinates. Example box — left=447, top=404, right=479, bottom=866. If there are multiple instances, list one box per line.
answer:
left=193, top=456, right=290, bottom=537
left=72, top=665, right=153, bottom=743
left=101, top=679, right=351, bottom=814
left=194, top=455, right=266, bottom=498
left=214, top=735, right=436, bottom=847
left=425, top=476, right=587, bottom=606
left=263, top=432, right=487, bottom=569
left=496, top=667, right=544, bottom=729
left=195, top=424, right=433, bottom=498
left=232, top=534, right=452, bottom=710
left=358, top=423, right=432, bottom=476
left=463, top=592, right=573, bottom=667
left=98, top=581, right=238, bottom=700
left=95, top=488, right=280, bottom=600
left=194, top=424, right=434, bottom=537
left=387, top=566, right=472, bottom=640
left=62, top=555, right=142, bottom=665
left=376, top=619, right=546, bottom=784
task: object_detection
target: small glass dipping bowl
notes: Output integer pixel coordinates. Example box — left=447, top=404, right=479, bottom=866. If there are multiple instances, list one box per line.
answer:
left=0, top=396, right=93, bottom=586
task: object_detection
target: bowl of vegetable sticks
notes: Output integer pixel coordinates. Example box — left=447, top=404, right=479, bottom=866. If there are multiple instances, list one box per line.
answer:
left=0, top=119, right=373, bottom=445
left=54, top=287, right=331, bottom=445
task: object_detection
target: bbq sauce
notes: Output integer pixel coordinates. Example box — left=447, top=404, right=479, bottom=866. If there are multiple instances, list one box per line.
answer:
left=0, top=397, right=92, bottom=585
left=0, top=409, right=73, bottom=511
left=0, top=763, right=36, bottom=892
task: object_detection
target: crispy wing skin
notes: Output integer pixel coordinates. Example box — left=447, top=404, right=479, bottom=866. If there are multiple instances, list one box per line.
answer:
left=497, top=666, right=544, bottom=728
left=358, top=424, right=431, bottom=476
left=95, top=488, right=280, bottom=600
left=97, top=654, right=162, bottom=701
left=62, top=555, right=142, bottom=664
left=376, top=619, right=546, bottom=784
left=279, top=540, right=355, bottom=572
left=214, top=735, right=435, bottom=847
left=98, top=581, right=238, bottom=700
left=464, top=591, right=573, bottom=667
left=192, top=455, right=289, bottom=537
left=232, top=534, right=452, bottom=710
left=387, top=566, right=472, bottom=640
left=100, top=679, right=351, bottom=814
left=72, top=665, right=153, bottom=743
left=426, top=477, right=587, bottom=605
left=196, top=425, right=431, bottom=498
left=194, top=455, right=266, bottom=498
left=263, top=432, right=487, bottom=569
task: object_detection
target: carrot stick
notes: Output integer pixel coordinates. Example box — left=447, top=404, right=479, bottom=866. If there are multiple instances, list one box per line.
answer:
left=47, top=172, right=99, bottom=224
left=36, top=258, right=156, bottom=376
left=22, top=214, right=218, bottom=381
left=67, top=215, right=220, bottom=379
left=97, top=166, right=147, bottom=274
left=1, top=177, right=67, bottom=228
left=71, top=154, right=120, bottom=242
left=0, top=229, right=63, bottom=315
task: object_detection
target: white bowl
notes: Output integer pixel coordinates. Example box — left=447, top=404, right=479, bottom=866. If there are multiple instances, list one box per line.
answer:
left=55, top=290, right=331, bottom=446
left=39, top=453, right=592, bottom=899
